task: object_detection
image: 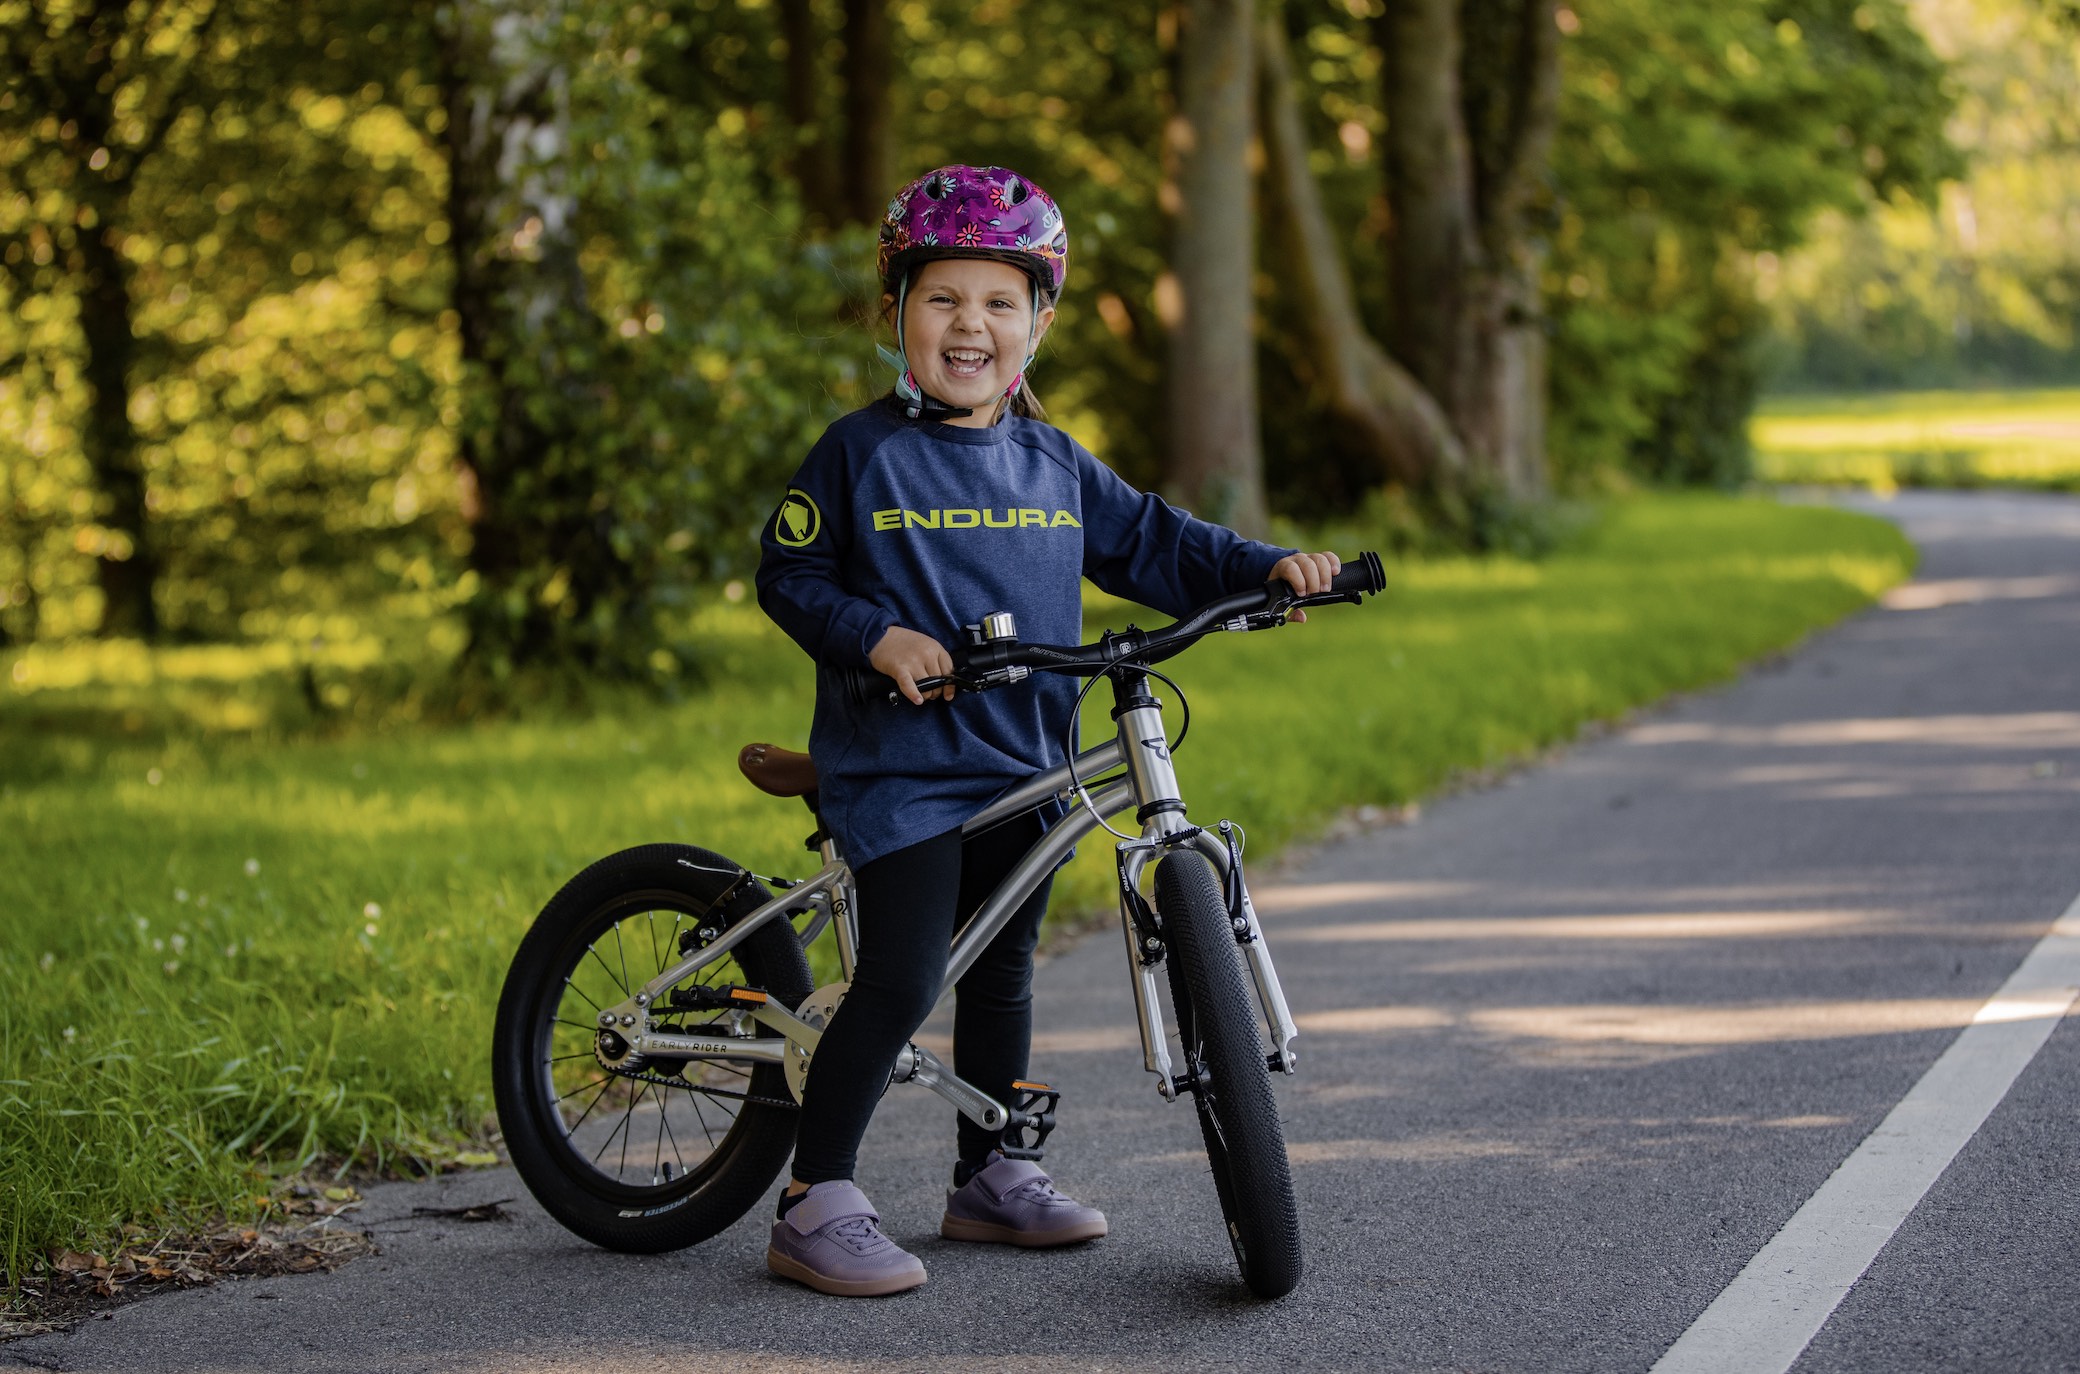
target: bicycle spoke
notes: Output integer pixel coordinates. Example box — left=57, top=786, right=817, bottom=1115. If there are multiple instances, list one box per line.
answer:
left=659, top=1103, right=689, bottom=1178
left=592, top=1086, right=634, bottom=1165
left=586, top=942, right=629, bottom=998
left=553, top=1074, right=610, bottom=1108
left=612, top=1081, right=647, bottom=1177
left=652, top=1091, right=669, bottom=1182
left=688, top=1091, right=720, bottom=1151
left=613, top=922, right=631, bottom=1000
left=562, top=979, right=603, bottom=1015
left=665, top=912, right=686, bottom=976
left=564, top=1078, right=616, bottom=1135
left=647, top=912, right=661, bottom=979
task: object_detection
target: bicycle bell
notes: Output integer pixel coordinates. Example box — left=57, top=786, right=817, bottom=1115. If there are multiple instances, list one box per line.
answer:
left=964, top=612, right=1019, bottom=647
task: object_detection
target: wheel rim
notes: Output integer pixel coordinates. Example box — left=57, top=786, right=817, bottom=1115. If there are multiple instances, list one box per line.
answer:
left=525, top=890, right=781, bottom=1201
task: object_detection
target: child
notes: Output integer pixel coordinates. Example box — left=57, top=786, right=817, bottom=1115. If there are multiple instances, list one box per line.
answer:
left=756, top=164, right=1340, bottom=1296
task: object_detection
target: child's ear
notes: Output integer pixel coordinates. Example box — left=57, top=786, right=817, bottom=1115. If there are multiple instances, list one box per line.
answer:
left=1032, top=303, right=1057, bottom=347
left=880, top=292, right=898, bottom=327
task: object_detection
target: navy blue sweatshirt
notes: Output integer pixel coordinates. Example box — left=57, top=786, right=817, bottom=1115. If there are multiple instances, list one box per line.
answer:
left=756, top=399, right=1292, bottom=867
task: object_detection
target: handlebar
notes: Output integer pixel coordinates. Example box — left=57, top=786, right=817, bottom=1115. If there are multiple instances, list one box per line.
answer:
left=844, top=551, right=1386, bottom=707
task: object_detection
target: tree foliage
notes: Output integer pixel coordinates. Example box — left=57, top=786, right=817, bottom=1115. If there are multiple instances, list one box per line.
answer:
left=1768, top=0, right=2080, bottom=389
left=0, top=0, right=1969, bottom=670
left=1543, top=0, right=1957, bottom=485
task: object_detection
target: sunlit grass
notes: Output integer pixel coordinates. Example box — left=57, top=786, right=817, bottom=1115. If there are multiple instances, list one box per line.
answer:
left=0, top=493, right=1913, bottom=1289
left=1752, top=388, right=2080, bottom=493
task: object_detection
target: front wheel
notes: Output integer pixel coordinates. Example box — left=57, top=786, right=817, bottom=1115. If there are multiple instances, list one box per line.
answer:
left=1156, top=851, right=1303, bottom=1298
left=491, top=843, right=814, bottom=1252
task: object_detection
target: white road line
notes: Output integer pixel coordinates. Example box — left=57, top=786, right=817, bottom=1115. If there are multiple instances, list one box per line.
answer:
left=1651, top=889, right=2080, bottom=1374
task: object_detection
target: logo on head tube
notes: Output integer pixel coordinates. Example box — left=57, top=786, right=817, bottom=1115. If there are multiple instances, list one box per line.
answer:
left=773, top=489, right=822, bottom=547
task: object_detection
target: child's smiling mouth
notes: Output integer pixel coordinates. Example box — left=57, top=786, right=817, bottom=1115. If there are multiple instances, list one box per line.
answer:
left=943, top=348, right=993, bottom=379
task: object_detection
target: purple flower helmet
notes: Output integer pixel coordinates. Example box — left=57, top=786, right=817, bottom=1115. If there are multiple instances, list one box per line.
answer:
left=877, top=164, right=1069, bottom=302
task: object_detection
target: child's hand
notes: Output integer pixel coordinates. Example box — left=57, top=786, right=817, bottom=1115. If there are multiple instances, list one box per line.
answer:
left=1270, top=551, right=1342, bottom=624
left=870, top=625, right=957, bottom=704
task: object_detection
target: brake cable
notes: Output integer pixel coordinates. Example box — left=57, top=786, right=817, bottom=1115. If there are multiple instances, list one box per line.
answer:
left=1062, top=653, right=1193, bottom=843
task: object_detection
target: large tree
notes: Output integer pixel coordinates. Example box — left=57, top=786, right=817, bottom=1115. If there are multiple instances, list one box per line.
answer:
left=439, top=0, right=650, bottom=678
left=839, top=0, right=895, bottom=224
left=0, top=0, right=226, bottom=637
left=1377, top=0, right=1559, bottom=501
left=1163, top=0, right=1269, bottom=535
left=1250, top=0, right=1559, bottom=522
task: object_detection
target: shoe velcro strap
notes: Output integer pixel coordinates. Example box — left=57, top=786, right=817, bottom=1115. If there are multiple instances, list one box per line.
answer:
left=975, top=1156, right=1048, bottom=1201
left=785, top=1182, right=879, bottom=1236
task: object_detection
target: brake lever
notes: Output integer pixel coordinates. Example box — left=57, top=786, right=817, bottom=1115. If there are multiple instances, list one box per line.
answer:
left=882, top=670, right=1002, bottom=705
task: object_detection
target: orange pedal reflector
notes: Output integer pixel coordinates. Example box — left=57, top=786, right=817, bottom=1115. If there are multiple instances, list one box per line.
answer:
left=1011, top=1079, right=1051, bottom=1092
left=729, top=988, right=770, bottom=1003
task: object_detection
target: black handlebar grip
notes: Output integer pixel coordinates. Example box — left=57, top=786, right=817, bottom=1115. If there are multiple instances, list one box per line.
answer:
left=841, top=666, right=889, bottom=707
left=1331, top=551, right=1386, bottom=597
left=842, top=665, right=957, bottom=705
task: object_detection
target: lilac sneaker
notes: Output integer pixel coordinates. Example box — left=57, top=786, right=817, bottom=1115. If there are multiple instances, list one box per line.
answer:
left=766, top=1182, right=927, bottom=1296
left=940, top=1155, right=1109, bottom=1248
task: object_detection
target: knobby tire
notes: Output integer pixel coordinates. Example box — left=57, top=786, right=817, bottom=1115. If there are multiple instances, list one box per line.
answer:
left=1156, top=851, right=1304, bottom=1298
left=491, top=844, right=813, bottom=1253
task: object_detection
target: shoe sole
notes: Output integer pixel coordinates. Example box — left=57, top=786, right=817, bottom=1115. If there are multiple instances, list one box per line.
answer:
left=766, top=1246, right=927, bottom=1297
left=939, top=1214, right=1109, bottom=1247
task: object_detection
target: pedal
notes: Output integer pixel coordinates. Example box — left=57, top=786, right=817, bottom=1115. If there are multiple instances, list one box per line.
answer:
left=998, top=1080, right=1061, bottom=1162
left=666, top=982, right=770, bottom=1012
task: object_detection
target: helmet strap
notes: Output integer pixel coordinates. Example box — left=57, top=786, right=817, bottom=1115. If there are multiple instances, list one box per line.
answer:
left=1002, top=281, right=1044, bottom=410
left=886, top=273, right=975, bottom=422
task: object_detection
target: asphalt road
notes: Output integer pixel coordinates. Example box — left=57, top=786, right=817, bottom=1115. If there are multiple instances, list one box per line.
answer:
left=9, top=489, right=2078, bottom=1374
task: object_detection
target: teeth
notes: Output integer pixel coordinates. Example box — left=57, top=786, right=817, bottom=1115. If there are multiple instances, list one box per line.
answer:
left=946, top=349, right=989, bottom=362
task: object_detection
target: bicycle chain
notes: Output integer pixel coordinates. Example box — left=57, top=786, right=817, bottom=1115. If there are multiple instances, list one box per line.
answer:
left=605, top=1062, right=800, bottom=1110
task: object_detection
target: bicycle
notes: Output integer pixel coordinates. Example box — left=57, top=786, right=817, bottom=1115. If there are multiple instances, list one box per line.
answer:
left=489, top=552, right=1384, bottom=1299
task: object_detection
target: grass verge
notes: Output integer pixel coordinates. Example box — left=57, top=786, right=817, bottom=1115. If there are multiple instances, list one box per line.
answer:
left=0, top=492, right=1913, bottom=1290
left=1752, top=388, right=2080, bottom=493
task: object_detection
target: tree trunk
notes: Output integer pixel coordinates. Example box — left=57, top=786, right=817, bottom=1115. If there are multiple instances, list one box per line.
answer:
left=1460, top=0, right=1558, bottom=499
left=1163, top=0, right=1267, bottom=536
left=838, top=0, right=892, bottom=225
left=1257, top=14, right=1464, bottom=493
left=441, top=0, right=635, bottom=675
left=1375, top=0, right=1558, bottom=499
left=777, top=0, right=834, bottom=217
left=1378, top=0, right=1481, bottom=429
left=73, top=186, right=162, bottom=638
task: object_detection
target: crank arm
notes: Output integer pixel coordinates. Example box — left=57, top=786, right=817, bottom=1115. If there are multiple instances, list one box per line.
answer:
left=891, top=1041, right=1012, bottom=1133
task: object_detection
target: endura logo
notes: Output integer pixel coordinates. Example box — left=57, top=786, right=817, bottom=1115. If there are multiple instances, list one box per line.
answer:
left=871, top=508, right=1082, bottom=532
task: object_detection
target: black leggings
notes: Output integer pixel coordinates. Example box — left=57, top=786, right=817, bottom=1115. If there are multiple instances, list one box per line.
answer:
left=789, top=812, right=1053, bottom=1185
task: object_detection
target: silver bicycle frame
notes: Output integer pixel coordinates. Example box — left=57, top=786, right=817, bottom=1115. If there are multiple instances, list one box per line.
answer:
left=599, top=695, right=1304, bottom=1125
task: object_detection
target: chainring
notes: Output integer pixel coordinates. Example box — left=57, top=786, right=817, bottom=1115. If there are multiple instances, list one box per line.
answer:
left=783, top=980, right=850, bottom=1104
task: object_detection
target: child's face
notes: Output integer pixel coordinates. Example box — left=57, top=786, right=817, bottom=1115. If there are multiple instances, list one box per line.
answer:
left=891, top=258, right=1055, bottom=426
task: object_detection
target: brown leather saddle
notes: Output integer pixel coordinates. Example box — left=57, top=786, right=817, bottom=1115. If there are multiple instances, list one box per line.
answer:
left=736, top=741, right=818, bottom=799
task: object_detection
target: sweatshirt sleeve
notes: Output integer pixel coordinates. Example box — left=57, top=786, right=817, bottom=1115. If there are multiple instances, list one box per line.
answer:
left=1075, top=446, right=1295, bottom=618
left=755, top=433, right=899, bottom=670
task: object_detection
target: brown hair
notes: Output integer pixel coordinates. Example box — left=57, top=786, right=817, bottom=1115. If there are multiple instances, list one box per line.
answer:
left=1006, top=377, right=1047, bottom=422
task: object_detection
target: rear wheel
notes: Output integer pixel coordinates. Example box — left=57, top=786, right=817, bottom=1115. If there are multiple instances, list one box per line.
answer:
left=1156, top=851, right=1303, bottom=1298
left=491, top=844, right=813, bottom=1252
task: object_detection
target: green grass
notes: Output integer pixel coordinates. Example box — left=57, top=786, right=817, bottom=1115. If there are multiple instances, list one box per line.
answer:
left=1752, top=388, right=2080, bottom=493
left=0, top=493, right=1913, bottom=1288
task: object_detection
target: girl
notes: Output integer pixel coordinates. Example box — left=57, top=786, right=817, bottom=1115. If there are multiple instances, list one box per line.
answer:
left=756, top=164, right=1339, bottom=1296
